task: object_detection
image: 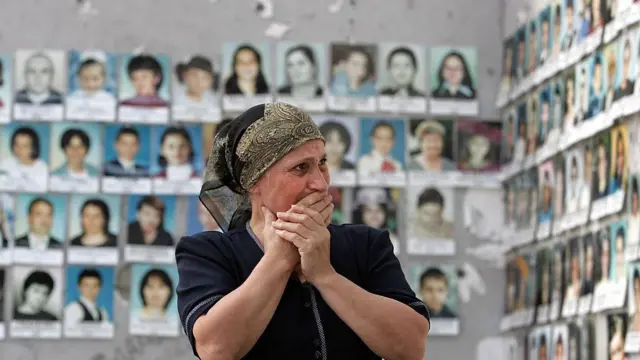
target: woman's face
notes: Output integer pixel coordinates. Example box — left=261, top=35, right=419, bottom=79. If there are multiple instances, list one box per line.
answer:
left=137, top=204, right=161, bottom=234
left=161, top=134, right=191, bottom=166
left=286, top=50, right=315, bottom=86
left=362, top=203, right=386, bottom=228
left=443, top=55, right=464, bottom=86
left=417, top=203, right=443, bottom=228
left=234, top=49, right=259, bottom=82
left=324, top=130, right=346, bottom=165
left=143, top=275, right=171, bottom=310
left=389, top=52, right=415, bottom=87
left=467, top=135, right=490, bottom=160
left=82, top=204, right=105, bottom=235
left=345, top=51, right=368, bottom=85
left=24, top=283, right=49, bottom=310
left=421, top=132, right=443, bottom=159
left=13, top=134, right=34, bottom=163
left=185, top=67, right=213, bottom=96
left=64, top=135, right=88, bottom=167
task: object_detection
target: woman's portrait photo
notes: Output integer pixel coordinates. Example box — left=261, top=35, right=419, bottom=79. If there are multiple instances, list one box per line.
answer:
left=429, top=47, right=478, bottom=109
left=0, top=122, right=50, bottom=192
left=65, top=50, right=117, bottom=121
left=526, top=19, right=539, bottom=75
left=151, top=125, right=203, bottom=194
left=352, top=187, right=400, bottom=253
left=581, top=233, right=596, bottom=297
left=553, top=155, right=567, bottom=222
left=610, top=220, right=628, bottom=283
left=118, top=53, right=171, bottom=123
left=0, top=55, right=13, bottom=123
left=526, top=94, right=539, bottom=156
left=609, top=124, right=629, bottom=194
left=314, top=116, right=358, bottom=185
left=408, top=119, right=455, bottom=173
left=563, top=69, right=578, bottom=132
left=49, top=122, right=102, bottom=193
left=407, top=186, right=455, bottom=255
left=357, top=118, right=406, bottom=181
left=603, top=42, right=618, bottom=112
left=63, top=266, right=114, bottom=338
left=276, top=42, right=326, bottom=110
left=125, top=195, right=176, bottom=247
left=628, top=265, right=640, bottom=333
left=455, top=120, right=502, bottom=172
left=615, top=34, right=636, bottom=102
left=553, top=324, right=568, bottom=360
left=67, top=194, right=120, bottom=250
left=13, top=194, right=66, bottom=265
left=629, top=175, right=640, bottom=253
left=595, top=226, right=612, bottom=290
left=592, top=132, right=611, bottom=202
left=550, top=243, right=565, bottom=305
left=536, top=248, right=552, bottom=307
left=12, top=266, right=62, bottom=324
left=172, top=54, right=220, bottom=122
left=329, top=43, right=377, bottom=98
left=221, top=43, right=271, bottom=110
left=13, top=50, right=65, bottom=121
left=607, top=314, right=627, bottom=360
left=186, top=196, right=221, bottom=234
left=129, top=264, right=179, bottom=336
left=564, top=238, right=583, bottom=302
left=499, top=37, right=515, bottom=97
left=537, top=160, right=555, bottom=225
left=538, top=7, right=552, bottom=66
left=564, top=147, right=587, bottom=214
left=537, top=87, right=552, bottom=147
left=515, top=27, right=527, bottom=81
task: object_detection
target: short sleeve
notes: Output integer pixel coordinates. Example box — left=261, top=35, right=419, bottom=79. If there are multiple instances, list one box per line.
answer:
left=362, top=228, right=430, bottom=325
left=175, top=233, right=239, bottom=357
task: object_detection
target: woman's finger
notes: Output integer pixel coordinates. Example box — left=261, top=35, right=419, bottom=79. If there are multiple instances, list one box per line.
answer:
left=290, top=205, right=324, bottom=226
left=276, top=211, right=315, bottom=230
left=320, top=202, right=334, bottom=226
left=296, top=191, right=327, bottom=209
left=275, top=229, right=308, bottom=250
left=272, top=219, right=314, bottom=239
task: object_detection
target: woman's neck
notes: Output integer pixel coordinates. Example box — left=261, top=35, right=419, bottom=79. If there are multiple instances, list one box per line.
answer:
left=82, top=233, right=107, bottom=246
left=348, top=77, right=361, bottom=91
left=238, top=80, right=256, bottom=95
left=68, top=162, right=85, bottom=173
left=142, top=307, right=165, bottom=316
left=18, top=303, right=38, bottom=314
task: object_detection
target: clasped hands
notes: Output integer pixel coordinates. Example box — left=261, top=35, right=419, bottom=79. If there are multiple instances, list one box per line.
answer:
left=261, top=191, right=335, bottom=284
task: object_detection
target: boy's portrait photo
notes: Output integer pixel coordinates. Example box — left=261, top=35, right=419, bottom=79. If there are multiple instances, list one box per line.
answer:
left=407, top=185, right=455, bottom=255
left=118, top=53, right=171, bottom=123
left=102, top=125, right=151, bottom=179
left=357, top=118, right=405, bottom=177
left=12, top=266, right=62, bottom=323
left=411, top=263, right=459, bottom=335
left=49, top=122, right=102, bottom=193
left=63, top=266, right=114, bottom=327
left=13, top=50, right=66, bottom=121
left=66, top=50, right=117, bottom=121
left=172, top=54, right=220, bottom=122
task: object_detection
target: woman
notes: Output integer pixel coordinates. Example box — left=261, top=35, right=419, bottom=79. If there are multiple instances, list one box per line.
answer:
left=318, top=121, right=355, bottom=170
left=136, top=268, right=174, bottom=321
left=592, top=139, right=610, bottom=200
left=613, top=227, right=626, bottom=282
left=610, top=131, right=626, bottom=193
left=127, top=196, right=174, bottom=246
left=330, top=46, right=377, bottom=96
left=352, top=187, right=399, bottom=251
left=379, top=47, right=425, bottom=97
left=581, top=235, right=595, bottom=295
left=154, top=126, right=199, bottom=180
left=597, top=230, right=611, bottom=287
left=630, top=269, right=640, bottom=332
left=176, top=103, right=429, bottom=359
left=0, top=126, right=48, bottom=190
left=459, top=134, right=496, bottom=171
left=565, top=242, right=582, bottom=300
left=69, top=199, right=117, bottom=247
left=604, top=52, right=616, bottom=111
left=224, top=45, right=270, bottom=96
left=51, top=128, right=99, bottom=178
left=432, top=51, right=476, bottom=99
left=278, top=45, right=323, bottom=97
left=409, top=120, right=455, bottom=171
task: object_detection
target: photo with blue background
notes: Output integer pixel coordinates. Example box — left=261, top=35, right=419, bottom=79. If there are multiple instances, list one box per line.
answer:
left=616, top=35, right=636, bottom=88
left=0, top=55, right=13, bottom=104
left=129, top=264, right=179, bottom=314
left=65, top=265, right=114, bottom=320
left=0, top=122, right=50, bottom=163
left=538, top=7, right=551, bottom=55
left=610, top=219, right=628, bottom=280
left=150, top=125, right=203, bottom=175
left=127, top=195, right=177, bottom=233
left=68, top=51, right=118, bottom=95
left=275, top=42, right=327, bottom=90
left=524, top=19, right=539, bottom=71
left=430, top=46, right=478, bottom=94
left=222, top=42, right=272, bottom=87
left=50, top=122, right=103, bottom=171
left=187, top=196, right=203, bottom=234
left=118, top=53, right=171, bottom=100
left=15, top=194, right=67, bottom=240
left=103, top=124, right=151, bottom=166
left=68, top=194, right=121, bottom=238
left=359, top=118, right=406, bottom=166
left=0, top=194, right=15, bottom=241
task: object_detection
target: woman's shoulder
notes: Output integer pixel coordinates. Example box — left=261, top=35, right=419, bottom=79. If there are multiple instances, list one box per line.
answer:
left=176, top=228, right=252, bottom=259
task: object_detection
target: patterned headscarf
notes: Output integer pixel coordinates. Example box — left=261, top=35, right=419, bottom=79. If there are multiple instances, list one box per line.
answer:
left=200, top=102, right=324, bottom=232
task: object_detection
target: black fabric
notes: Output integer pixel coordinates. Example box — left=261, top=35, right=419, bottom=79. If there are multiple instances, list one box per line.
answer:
left=176, top=224, right=430, bottom=359
left=77, top=300, right=103, bottom=322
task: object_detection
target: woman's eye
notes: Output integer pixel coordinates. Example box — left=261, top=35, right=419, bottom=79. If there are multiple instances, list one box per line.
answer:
left=319, top=158, right=327, bottom=166
left=294, top=163, right=308, bottom=172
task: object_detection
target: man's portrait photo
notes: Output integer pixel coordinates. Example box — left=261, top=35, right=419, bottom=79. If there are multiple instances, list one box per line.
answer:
left=13, top=50, right=65, bottom=120
left=13, top=194, right=66, bottom=265
left=63, top=266, right=113, bottom=327
left=12, top=266, right=62, bottom=322
left=125, top=195, right=176, bottom=247
left=66, top=50, right=117, bottom=121
left=0, top=122, right=50, bottom=193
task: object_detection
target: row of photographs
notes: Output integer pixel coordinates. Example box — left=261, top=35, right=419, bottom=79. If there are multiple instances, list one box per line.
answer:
left=499, top=31, right=640, bottom=180
left=0, top=262, right=460, bottom=339
left=0, top=118, right=503, bottom=194
left=0, top=45, right=480, bottom=122
left=502, top=124, right=633, bottom=247
left=503, top=219, right=636, bottom=332
left=497, top=0, right=640, bottom=107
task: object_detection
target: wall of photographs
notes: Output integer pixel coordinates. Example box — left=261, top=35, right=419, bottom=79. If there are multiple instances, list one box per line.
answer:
left=498, top=0, right=640, bottom=358
left=0, top=42, right=504, bottom=345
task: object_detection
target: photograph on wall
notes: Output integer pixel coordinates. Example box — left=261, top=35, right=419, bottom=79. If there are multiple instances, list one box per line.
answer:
left=593, top=225, right=612, bottom=312
left=406, top=185, right=455, bottom=255
left=186, top=196, right=222, bottom=234
left=568, top=316, right=594, bottom=360
left=328, top=43, right=377, bottom=112
left=562, top=143, right=591, bottom=231
left=629, top=174, right=640, bottom=261
left=429, top=46, right=478, bottom=116
left=607, top=219, right=629, bottom=310
left=124, top=195, right=177, bottom=264
left=0, top=55, right=12, bottom=123
left=407, top=118, right=457, bottom=185
left=525, top=93, right=539, bottom=164
left=503, top=181, right=517, bottom=240
left=527, top=328, right=538, bottom=360
left=409, top=263, right=459, bottom=335
left=605, top=314, right=628, bottom=360
left=129, top=264, right=180, bottom=337
left=377, top=43, right=427, bottom=113
left=538, top=7, right=552, bottom=66
left=275, top=42, right=327, bottom=112
left=561, top=68, right=577, bottom=134
left=549, top=78, right=563, bottom=150
left=632, top=24, right=640, bottom=107
left=67, top=194, right=120, bottom=265
left=101, top=124, right=152, bottom=194
left=314, top=115, right=358, bottom=186
left=526, top=18, right=539, bottom=76
left=537, top=326, right=552, bottom=360
left=552, top=154, right=567, bottom=235
left=602, top=39, right=618, bottom=114
left=585, top=51, right=605, bottom=124
left=117, top=53, right=171, bottom=123
left=501, top=107, right=517, bottom=167
left=515, top=27, right=527, bottom=82
left=562, top=237, right=582, bottom=317
left=498, top=37, right=515, bottom=104
left=0, top=122, right=50, bottom=193
left=553, top=323, right=569, bottom=360
left=63, top=266, right=114, bottom=338
left=151, top=124, right=203, bottom=194
left=13, top=49, right=65, bottom=121
left=0, top=268, right=4, bottom=339
left=631, top=116, right=640, bottom=173
left=626, top=262, right=640, bottom=352
left=65, top=50, right=117, bottom=121
left=455, top=120, right=501, bottom=176
left=352, top=187, right=400, bottom=254
left=590, top=130, right=614, bottom=220
left=551, top=4, right=562, bottom=59
left=535, top=84, right=553, bottom=158
left=504, top=257, right=517, bottom=320
left=49, top=122, right=102, bottom=193
left=357, top=118, right=406, bottom=186
left=536, top=159, right=555, bottom=240
left=579, top=232, right=596, bottom=315
left=0, top=193, right=15, bottom=265
left=614, top=33, right=636, bottom=107
left=13, top=194, right=65, bottom=266
left=513, top=101, right=528, bottom=165
left=171, top=54, right=221, bottom=122
left=10, top=266, right=63, bottom=338
left=549, top=242, right=565, bottom=321
left=509, top=253, right=536, bottom=327
left=514, top=170, right=538, bottom=243
left=221, top=42, right=272, bottom=111
left=609, top=124, right=629, bottom=202
left=560, top=0, right=578, bottom=53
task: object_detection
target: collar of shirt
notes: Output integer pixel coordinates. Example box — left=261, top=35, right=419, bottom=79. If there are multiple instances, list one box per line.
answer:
left=28, top=232, right=50, bottom=251
left=118, top=157, right=135, bottom=170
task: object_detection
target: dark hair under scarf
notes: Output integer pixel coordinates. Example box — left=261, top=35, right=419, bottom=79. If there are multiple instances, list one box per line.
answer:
left=200, top=103, right=324, bottom=232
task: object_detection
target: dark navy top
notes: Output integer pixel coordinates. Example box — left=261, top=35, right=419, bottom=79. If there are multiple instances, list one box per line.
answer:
left=176, top=224, right=430, bottom=359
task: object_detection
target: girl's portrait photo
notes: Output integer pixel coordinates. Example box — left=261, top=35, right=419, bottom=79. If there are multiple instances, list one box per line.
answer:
left=0, top=122, right=50, bottom=193
left=172, top=54, right=220, bottom=122
left=151, top=125, right=203, bottom=194
left=221, top=43, right=272, bottom=111
left=352, top=187, right=400, bottom=253
left=329, top=43, right=377, bottom=98
left=430, top=47, right=479, bottom=116
left=66, top=50, right=117, bottom=121
left=314, top=116, right=358, bottom=186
